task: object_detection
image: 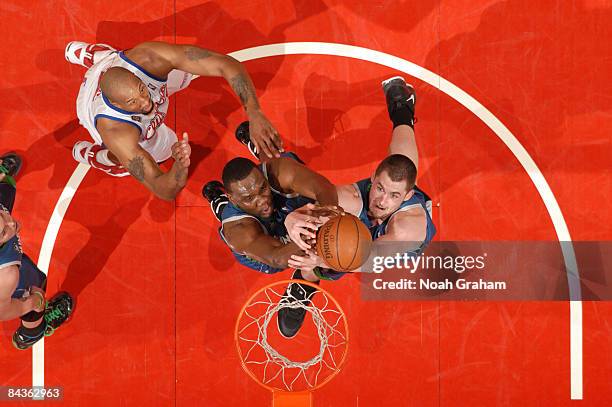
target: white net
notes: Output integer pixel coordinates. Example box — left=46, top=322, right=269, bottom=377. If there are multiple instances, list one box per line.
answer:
left=236, top=280, right=349, bottom=392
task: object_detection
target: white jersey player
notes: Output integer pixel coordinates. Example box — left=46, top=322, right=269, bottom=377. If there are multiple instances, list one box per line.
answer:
left=65, top=41, right=283, bottom=200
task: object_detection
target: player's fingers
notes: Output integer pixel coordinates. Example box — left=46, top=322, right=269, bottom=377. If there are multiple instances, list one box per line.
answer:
left=255, top=137, right=274, bottom=159
left=289, top=231, right=311, bottom=249
left=182, top=132, right=189, bottom=142
left=263, top=134, right=281, bottom=158
left=296, top=237, right=312, bottom=251
left=259, top=128, right=281, bottom=158
left=288, top=255, right=305, bottom=267
left=290, top=254, right=308, bottom=262
left=296, top=226, right=316, bottom=239
left=294, top=240, right=311, bottom=251
left=296, top=218, right=319, bottom=229
left=276, top=133, right=284, bottom=152
left=179, top=156, right=190, bottom=167
left=268, top=131, right=283, bottom=155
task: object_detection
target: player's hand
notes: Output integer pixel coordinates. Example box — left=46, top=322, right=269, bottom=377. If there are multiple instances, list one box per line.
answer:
left=171, top=132, right=191, bottom=169
left=285, top=204, right=325, bottom=250
left=248, top=112, right=283, bottom=159
left=288, top=253, right=326, bottom=272
left=309, top=204, right=345, bottom=223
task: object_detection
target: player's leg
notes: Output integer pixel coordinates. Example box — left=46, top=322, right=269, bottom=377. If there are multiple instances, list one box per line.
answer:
left=202, top=181, right=229, bottom=222
left=15, top=284, right=74, bottom=350
left=65, top=41, right=116, bottom=68
left=12, top=255, right=47, bottom=350
left=382, top=76, right=418, bottom=170
left=1, top=155, right=47, bottom=349
left=72, top=141, right=130, bottom=177
left=73, top=123, right=178, bottom=177
left=277, top=269, right=319, bottom=338
left=0, top=152, right=21, bottom=210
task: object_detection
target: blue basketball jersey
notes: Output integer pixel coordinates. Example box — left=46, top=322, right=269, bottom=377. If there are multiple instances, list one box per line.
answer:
left=219, top=153, right=313, bottom=274
left=354, top=179, right=436, bottom=255
left=0, top=234, right=22, bottom=271
left=0, top=202, right=46, bottom=299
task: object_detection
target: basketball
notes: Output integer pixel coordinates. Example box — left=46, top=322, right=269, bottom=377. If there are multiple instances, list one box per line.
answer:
left=316, top=214, right=372, bottom=272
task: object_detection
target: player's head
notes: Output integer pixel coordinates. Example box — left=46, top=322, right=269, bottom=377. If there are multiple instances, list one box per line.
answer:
left=100, top=67, right=154, bottom=115
left=222, top=157, right=273, bottom=219
left=368, top=154, right=417, bottom=220
left=0, top=209, right=20, bottom=245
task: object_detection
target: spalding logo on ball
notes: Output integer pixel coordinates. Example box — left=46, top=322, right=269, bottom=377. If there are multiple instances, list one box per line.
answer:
left=316, top=214, right=372, bottom=272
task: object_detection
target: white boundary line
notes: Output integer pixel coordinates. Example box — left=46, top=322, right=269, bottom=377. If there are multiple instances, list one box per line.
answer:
left=33, top=42, right=582, bottom=399
left=32, top=164, right=89, bottom=389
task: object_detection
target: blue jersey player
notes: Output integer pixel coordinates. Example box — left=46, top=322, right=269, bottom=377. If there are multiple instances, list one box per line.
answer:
left=0, top=153, right=74, bottom=350
left=202, top=132, right=341, bottom=338
left=285, top=76, right=437, bottom=272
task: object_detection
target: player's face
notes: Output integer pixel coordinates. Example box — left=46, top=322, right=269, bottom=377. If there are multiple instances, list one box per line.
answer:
left=368, top=170, right=412, bottom=220
left=227, top=169, right=274, bottom=219
left=118, top=79, right=154, bottom=114
left=0, top=210, right=20, bottom=245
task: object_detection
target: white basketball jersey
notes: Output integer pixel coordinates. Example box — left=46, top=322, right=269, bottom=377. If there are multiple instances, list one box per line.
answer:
left=76, top=48, right=192, bottom=161
left=90, top=51, right=170, bottom=142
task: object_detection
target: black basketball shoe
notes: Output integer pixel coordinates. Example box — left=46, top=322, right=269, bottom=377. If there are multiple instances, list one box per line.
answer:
left=202, top=180, right=228, bottom=222
left=12, top=291, right=74, bottom=350
left=43, top=291, right=74, bottom=337
left=12, top=324, right=45, bottom=350
left=235, top=121, right=259, bottom=159
left=0, top=152, right=23, bottom=186
left=277, top=279, right=318, bottom=339
left=381, top=76, right=416, bottom=128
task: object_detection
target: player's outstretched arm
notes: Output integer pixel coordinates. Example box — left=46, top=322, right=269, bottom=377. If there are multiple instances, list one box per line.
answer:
left=0, top=266, right=43, bottom=321
left=135, top=42, right=282, bottom=159
left=99, top=120, right=189, bottom=200
left=224, top=218, right=303, bottom=270
left=270, top=157, right=339, bottom=206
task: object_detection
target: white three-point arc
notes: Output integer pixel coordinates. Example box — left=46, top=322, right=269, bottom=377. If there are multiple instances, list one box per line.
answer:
left=33, top=42, right=583, bottom=400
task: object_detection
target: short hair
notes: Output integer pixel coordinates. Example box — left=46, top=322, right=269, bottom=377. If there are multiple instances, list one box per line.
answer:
left=100, top=67, right=139, bottom=101
left=374, top=154, right=417, bottom=190
left=222, top=157, right=258, bottom=190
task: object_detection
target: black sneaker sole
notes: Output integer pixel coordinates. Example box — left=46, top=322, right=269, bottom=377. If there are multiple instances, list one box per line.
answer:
left=277, top=305, right=307, bottom=339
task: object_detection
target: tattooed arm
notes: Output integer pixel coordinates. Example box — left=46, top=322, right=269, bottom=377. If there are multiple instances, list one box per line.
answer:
left=97, top=118, right=189, bottom=200
left=130, top=42, right=283, bottom=158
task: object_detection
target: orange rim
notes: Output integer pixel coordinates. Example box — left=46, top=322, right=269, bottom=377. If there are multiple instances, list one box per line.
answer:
left=234, top=279, right=350, bottom=393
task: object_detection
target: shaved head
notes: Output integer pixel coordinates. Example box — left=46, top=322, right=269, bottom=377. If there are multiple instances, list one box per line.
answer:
left=99, top=67, right=153, bottom=114
left=100, top=67, right=141, bottom=101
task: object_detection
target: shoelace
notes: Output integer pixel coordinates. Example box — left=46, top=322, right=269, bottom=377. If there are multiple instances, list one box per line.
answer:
left=45, top=305, right=66, bottom=324
left=43, top=305, right=66, bottom=337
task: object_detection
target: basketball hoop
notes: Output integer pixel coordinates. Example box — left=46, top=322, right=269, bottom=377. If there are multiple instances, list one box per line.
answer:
left=235, top=279, right=349, bottom=405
